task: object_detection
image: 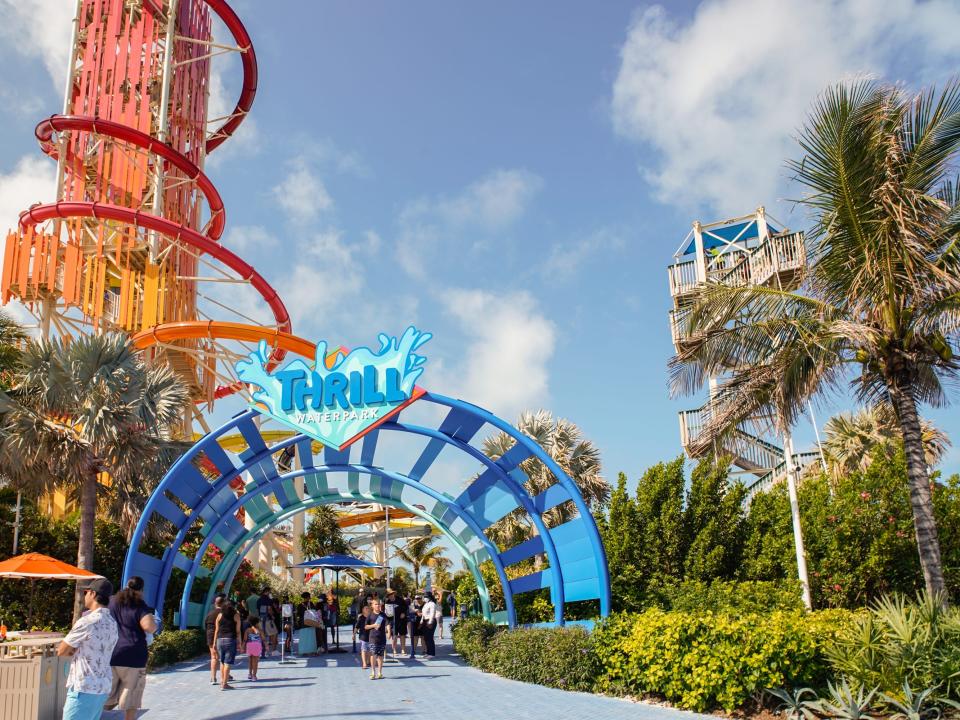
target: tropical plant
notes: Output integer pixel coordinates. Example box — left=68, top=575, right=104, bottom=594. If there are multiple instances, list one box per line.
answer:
left=300, top=505, right=349, bottom=558
left=825, top=592, right=960, bottom=699
left=881, top=683, right=949, bottom=720
left=814, top=678, right=880, bottom=720
left=430, top=555, right=453, bottom=594
left=767, top=686, right=821, bottom=720
left=394, top=535, right=445, bottom=589
left=823, top=405, right=950, bottom=480
left=0, top=332, right=189, bottom=617
left=0, top=310, right=26, bottom=390
left=390, top=566, right=412, bottom=595
left=482, top=409, right=607, bottom=549
left=670, top=80, right=960, bottom=598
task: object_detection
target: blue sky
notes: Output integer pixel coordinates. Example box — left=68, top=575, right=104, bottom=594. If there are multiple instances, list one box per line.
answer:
left=1, top=0, right=959, bottom=495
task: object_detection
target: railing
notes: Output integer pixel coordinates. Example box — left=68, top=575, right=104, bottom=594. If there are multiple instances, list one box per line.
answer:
left=730, top=428, right=784, bottom=471
left=103, top=291, right=121, bottom=324
left=748, top=231, right=805, bottom=287
left=679, top=406, right=784, bottom=471
left=667, top=259, right=699, bottom=297
left=669, top=306, right=690, bottom=346
left=744, top=451, right=821, bottom=499
left=707, top=230, right=806, bottom=289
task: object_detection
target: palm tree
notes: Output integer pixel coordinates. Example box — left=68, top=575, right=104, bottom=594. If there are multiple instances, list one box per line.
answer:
left=482, top=410, right=608, bottom=549
left=394, top=535, right=445, bottom=589
left=823, top=404, right=950, bottom=480
left=0, top=311, right=26, bottom=389
left=670, top=80, right=960, bottom=599
left=0, top=332, right=190, bottom=616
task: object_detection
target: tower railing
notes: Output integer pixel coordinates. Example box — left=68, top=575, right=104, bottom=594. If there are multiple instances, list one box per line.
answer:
left=669, top=230, right=806, bottom=301
left=678, top=405, right=784, bottom=472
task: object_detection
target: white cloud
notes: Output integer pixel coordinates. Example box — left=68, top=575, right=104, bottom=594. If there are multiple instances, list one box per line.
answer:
left=222, top=225, right=278, bottom=255
left=401, top=169, right=542, bottom=230
left=438, top=289, right=555, bottom=418
left=0, top=0, right=73, bottom=88
left=276, top=229, right=416, bottom=343
left=542, top=227, right=625, bottom=282
left=396, top=168, right=542, bottom=277
left=611, top=0, right=960, bottom=215
left=205, top=57, right=261, bottom=166
left=271, top=159, right=334, bottom=224
left=0, top=155, right=56, bottom=331
left=0, top=155, right=56, bottom=232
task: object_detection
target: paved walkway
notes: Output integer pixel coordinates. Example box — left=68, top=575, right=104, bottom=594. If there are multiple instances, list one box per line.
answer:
left=118, top=628, right=703, bottom=720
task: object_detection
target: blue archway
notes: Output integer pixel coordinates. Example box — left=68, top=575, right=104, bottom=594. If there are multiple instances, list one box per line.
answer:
left=123, top=393, right=610, bottom=628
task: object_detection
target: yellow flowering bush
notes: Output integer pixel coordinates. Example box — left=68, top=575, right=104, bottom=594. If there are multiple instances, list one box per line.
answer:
left=593, top=608, right=857, bottom=711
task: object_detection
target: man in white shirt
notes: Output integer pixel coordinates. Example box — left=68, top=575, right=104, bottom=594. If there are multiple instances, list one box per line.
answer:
left=57, top=578, right=119, bottom=720
left=419, top=592, right=438, bottom=657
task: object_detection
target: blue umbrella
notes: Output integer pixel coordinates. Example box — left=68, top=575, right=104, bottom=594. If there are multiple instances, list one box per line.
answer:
left=293, top=554, right=383, bottom=651
left=295, top=554, right=382, bottom=571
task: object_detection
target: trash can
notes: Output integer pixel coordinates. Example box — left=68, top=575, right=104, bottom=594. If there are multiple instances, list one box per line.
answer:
left=0, top=637, right=68, bottom=720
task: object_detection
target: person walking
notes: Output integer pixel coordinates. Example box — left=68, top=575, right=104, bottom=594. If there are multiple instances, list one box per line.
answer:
left=448, top=591, right=458, bottom=626
left=435, top=589, right=444, bottom=640
left=364, top=599, right=387, bottom=680
left=420, top=592, right=438, bottom=657
left=323, top=590, right=339, bottom=648
left=242, top=616, right=263, bottom=681
left=387, top=590, right=408, bottom=658
left=57, top=578, right=118, bottom=720
left=104, top=576, right=157, bottom=720
left=204, top=594, right=226, bottom=684
left=354, top=604, right=371, bottom=670
left=212, top=599, right=241, bottom=690
left=406, top=594, right=421, bottom=659
left=256, top=588, right=272, bottom=657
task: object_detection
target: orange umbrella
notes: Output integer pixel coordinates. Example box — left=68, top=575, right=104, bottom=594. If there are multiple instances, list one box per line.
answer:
left=0, top=553, right=104, bottom=629
left=0, top=552, right=103, bottom=580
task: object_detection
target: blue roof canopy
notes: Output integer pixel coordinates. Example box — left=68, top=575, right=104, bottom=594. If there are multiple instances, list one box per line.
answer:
left=294, top=553, right=382, bottom=570
left=683, top=219, right=781, bottom=255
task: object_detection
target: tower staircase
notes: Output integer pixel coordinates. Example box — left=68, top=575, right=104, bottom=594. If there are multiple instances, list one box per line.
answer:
left=668, top=209, right=817, bottom=497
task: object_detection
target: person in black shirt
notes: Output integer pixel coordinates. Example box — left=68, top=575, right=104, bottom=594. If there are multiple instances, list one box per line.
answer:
left=105, top=577, right=158, bottom=720
left=212, top=600, right=241, bottom=690
left=354, top=604, right=371, bottom=670
left=364, top=599, right=387, bottom=680
left=385, top=590, right=408, bottom=658
left=204, top=594, right=226, bottom=685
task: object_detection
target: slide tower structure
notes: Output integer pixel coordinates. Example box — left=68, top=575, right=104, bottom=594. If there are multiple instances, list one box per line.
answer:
left=2, top=0, right=299, bottom=417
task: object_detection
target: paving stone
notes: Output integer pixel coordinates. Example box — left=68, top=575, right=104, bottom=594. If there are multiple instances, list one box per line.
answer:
left=106, top=627, right=706, bottom=720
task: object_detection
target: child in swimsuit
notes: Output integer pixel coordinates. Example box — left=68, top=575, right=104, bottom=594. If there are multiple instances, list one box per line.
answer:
left=243, top=616, right=263, bottom=681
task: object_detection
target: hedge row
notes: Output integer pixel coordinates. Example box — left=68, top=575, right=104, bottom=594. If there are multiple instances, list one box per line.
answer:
left=452, top=617, right=596, bottom=691
left=594, top=609, right=855, bottom=711
left=147, top=629, right=207, bottom=670
left=452, top=609, right=857, bottom=712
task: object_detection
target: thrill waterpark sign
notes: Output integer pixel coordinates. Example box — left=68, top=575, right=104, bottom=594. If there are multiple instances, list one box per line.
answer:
left=236, top=326, right=432, bottom=450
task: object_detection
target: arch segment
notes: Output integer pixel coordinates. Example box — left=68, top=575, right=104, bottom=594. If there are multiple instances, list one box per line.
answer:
left=123, top=394, right=610, bottom=628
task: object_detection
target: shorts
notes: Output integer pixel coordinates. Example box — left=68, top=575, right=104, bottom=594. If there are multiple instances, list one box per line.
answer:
left=393, top=618, right=407, bottom=636
left=216, top=638, right=237, bottom=665
left=245, top=640, right=262, bottom=657
left=359, top=640, right=369, bottom=653
left=368, top=643, right=385, bottom=657
left=63, top=689, right=108, bottom=720
left=106, top=666, right=147, bottom=711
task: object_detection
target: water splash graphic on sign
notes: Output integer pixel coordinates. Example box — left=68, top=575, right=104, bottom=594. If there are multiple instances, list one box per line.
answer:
left=236, top=326, right=431, bottom=449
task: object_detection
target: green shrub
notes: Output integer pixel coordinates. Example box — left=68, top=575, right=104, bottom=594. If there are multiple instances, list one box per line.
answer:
left=482, top=626, right=597, bottom=691
left=147, top=629, right=206, bottom=670
left=593, top=608, right=857, bottom=712
left=647, top=579, right=805, bottom=614
left=451, top=616, right=498, bottom=666
left=825, top=592, right=960, bottom=699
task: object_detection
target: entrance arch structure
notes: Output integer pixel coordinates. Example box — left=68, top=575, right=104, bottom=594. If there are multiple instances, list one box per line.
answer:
left=123, top=394, right=611, bottom=629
